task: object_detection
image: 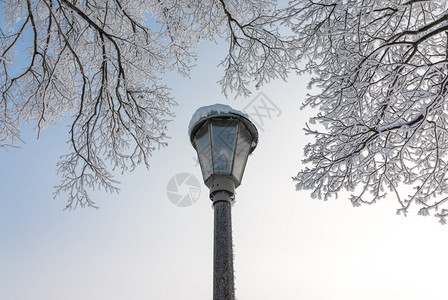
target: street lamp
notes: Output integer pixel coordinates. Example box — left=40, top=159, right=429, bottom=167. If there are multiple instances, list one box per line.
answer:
left=189, top=104, right=258, bottom=300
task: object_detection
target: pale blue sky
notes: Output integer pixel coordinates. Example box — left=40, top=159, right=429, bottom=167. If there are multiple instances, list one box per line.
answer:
left=1, top=38, right=448, bottom=300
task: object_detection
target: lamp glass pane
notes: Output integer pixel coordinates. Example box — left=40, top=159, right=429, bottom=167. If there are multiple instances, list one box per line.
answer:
left=232, top=123, right=252, bottom=183
left=211, top=119, right=238, bottom=175
left=195, top=122, right=213, bottom=181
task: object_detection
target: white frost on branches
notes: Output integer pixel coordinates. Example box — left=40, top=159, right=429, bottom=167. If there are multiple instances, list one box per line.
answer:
left=290, top=0, right=448, bottom=222
left=6, top=0, right=447, bottom=221
left=0, top=0, right=299, bottom=208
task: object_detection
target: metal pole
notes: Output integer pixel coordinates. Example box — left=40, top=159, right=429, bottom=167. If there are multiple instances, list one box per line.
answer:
left=209, top=177, right=236, bottom=300
left=212, top=191, right=234, bottom=300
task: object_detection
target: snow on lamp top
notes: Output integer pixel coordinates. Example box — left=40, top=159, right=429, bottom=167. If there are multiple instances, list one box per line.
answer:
left=188, top=104, right=250, bottom=136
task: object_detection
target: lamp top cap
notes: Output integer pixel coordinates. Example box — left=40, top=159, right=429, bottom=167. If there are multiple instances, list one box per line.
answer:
left=188, top=104, right=250, bottom=135
left=188, top=104, right=258, bottom=151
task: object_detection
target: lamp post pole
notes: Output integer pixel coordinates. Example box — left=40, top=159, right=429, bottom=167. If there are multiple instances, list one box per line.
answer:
left=189, top=104, right=258, bottom=300
left=210, top=177, right=236, bottom=300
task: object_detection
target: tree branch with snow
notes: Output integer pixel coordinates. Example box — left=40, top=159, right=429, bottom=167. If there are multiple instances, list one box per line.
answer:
left=291, top=0, right=448, bottom=222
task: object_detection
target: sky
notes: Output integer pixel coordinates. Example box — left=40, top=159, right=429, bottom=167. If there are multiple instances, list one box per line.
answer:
left=1, top=37, right=448, bottom=300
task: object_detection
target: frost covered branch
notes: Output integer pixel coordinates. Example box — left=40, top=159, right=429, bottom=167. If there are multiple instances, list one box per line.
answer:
left=217, top=0, right=300, bottom=96
left=291, top=0, right=448, bottom=222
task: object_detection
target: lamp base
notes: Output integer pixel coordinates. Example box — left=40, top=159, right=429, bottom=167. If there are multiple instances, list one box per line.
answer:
left=209, top=177, right=235, bottom=203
